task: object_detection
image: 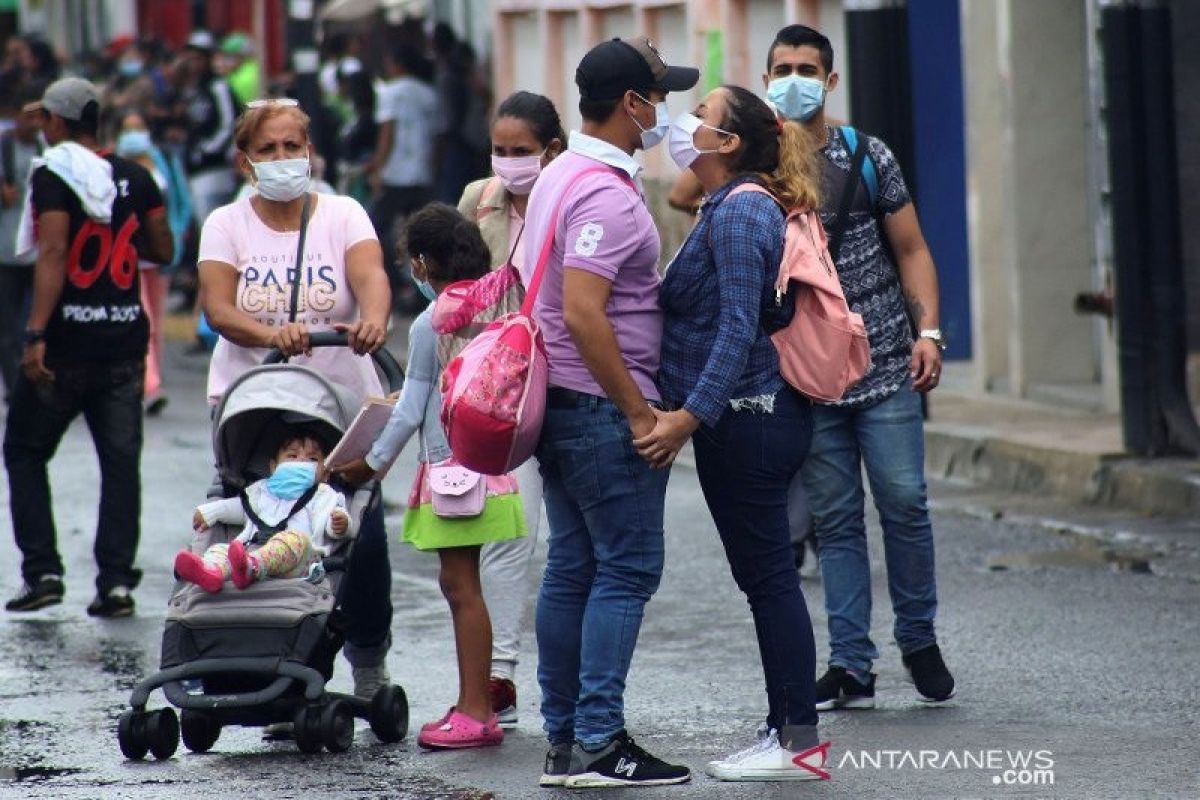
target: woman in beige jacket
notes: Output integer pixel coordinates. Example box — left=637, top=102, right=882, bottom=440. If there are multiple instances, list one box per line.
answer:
left=456, top=90, right=563, bottom=728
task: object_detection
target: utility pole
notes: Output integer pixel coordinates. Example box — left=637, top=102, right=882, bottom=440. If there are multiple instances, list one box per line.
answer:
left=1102, top=0, right=1200, bottom=455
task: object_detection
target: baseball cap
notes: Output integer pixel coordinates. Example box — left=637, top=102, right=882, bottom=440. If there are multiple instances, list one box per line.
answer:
left=26, top=77, right=100, bottom=121
left=576, top=36, right=699, bottom=102
left=105, top=34, right=135, bottom=59
left=220, top=32, right=253, bottom=56
left=186, top=30, right=216, bottom=51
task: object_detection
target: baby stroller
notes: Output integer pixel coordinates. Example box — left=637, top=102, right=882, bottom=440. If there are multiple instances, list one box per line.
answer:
left=118, top=333, right=408, bottom=759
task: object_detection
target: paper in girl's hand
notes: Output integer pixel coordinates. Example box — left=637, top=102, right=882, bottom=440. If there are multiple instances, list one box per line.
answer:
left=325, top=396, right=397, bottom=474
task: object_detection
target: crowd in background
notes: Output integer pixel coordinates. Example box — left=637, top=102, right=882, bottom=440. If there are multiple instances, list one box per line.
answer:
left=0, top=20, right=493, bottom=377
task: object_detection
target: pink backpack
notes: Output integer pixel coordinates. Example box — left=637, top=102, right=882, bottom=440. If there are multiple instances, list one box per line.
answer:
left=727, top=184, right=870, bottom=403
left=439, top=166, right=625, bottom=475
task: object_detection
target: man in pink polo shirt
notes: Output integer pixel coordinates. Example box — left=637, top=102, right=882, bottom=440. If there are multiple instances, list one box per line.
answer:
left=523, top=37, right=698, bottom=789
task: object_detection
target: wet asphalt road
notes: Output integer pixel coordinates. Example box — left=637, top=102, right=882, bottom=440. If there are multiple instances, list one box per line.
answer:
left=0, top=338, right=1198, bottom=800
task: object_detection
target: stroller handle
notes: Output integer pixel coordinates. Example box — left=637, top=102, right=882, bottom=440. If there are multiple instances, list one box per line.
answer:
left=263, top=331, right=405, bottom=393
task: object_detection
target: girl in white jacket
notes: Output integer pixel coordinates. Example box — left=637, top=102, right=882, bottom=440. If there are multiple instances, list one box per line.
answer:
left=174, top=431, right=355, bottom=592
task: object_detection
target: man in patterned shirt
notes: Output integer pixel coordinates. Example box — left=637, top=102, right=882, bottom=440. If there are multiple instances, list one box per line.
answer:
left=764, top=24, right=956, bottom=710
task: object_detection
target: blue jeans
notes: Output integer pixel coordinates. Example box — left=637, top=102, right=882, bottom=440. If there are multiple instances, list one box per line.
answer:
left=692, top=387, right=818, bottom=732
left=535, top=394, right=670, bottom=747
left=4, top=359, right=144, bottom=595
left=800, top=384, right=938, bottom=675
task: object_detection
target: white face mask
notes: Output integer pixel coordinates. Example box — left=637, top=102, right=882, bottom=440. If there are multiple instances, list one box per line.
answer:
left=245, top=154, right=311, bottom=202
left=629, top=93, right=669, bottom=150
left=668, top=112, right=730, bottom=170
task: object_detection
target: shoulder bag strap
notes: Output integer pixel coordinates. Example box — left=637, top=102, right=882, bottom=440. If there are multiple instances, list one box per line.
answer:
left=287, top=193, right=313, bottom=324
left=827, top=127, right=871, bottom=264
left=519, top=166, right=636, bottom=317
left=504, top=219, right=525, bottom=268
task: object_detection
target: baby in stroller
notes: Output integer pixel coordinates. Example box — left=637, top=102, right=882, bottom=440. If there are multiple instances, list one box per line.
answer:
left=174, top=430, right=355, bottom=593
left=117, top=341, right=409, bottom=760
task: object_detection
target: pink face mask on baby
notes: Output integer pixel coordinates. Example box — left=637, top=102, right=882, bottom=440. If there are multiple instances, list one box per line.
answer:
left=491, top=152, right=544, bottom=196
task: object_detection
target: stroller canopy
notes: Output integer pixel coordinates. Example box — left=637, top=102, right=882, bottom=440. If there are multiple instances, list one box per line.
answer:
left=212, top=364, right=362, bottom=488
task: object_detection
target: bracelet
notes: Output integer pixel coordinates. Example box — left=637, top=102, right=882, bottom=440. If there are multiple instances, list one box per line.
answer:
left=23, top=329, right=45, bottom=345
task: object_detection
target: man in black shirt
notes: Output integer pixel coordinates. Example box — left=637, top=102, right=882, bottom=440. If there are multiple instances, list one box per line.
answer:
left=4, top=77, right=173, bottom=617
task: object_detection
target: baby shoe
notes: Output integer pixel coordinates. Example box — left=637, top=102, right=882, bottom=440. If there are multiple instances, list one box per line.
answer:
left=417, top=710, right=503, bottom=750
left=174, top=551, right=224, bottom=593
left=228, top=541, right=259, bottom=590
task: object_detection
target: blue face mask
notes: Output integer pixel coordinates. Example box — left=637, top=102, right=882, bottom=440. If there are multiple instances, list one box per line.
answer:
left=266, top=461, right=317, bottom=499
left=414, top=279, right=437, bottom=302
left=116, top=130, right=153, bottom=157
left=767, top=75, right=827, bottom=122
left=118, top=59, right=143, bottom=77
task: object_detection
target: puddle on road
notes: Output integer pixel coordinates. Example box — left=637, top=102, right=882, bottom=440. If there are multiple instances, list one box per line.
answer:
left=0, top=765, right=82, bottom=782
left=97, top=638, right=149, bottom=690
left=988, top=537, right=1155, bottom=574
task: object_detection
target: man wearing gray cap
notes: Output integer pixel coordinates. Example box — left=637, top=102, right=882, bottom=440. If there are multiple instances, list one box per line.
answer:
left=523, top=36, right=698, bottom=788
left=4, top=77, right=173, bottom=618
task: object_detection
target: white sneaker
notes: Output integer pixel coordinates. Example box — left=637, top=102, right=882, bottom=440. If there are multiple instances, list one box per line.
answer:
left=705, top=729, right=831, bottom=782
left=352, top=664, right=391, bottom=699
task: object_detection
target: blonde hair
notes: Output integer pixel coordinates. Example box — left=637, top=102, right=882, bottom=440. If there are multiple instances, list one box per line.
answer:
left=720, top=85, right=822, bottom=212
left=234, top=104, right=311, bottom=153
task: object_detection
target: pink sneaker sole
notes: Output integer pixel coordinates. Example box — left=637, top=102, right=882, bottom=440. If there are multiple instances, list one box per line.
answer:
left=417, top=710, right=503, bottom=750
left=174, top=551, right=223, bottom=593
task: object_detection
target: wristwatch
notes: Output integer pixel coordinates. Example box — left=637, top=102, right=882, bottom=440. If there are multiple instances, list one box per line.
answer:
left=919, top=328, right=946, bottom=353
left=23, top=329, right=45, bottom=346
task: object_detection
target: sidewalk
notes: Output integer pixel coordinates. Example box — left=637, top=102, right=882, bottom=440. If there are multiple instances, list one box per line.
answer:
left=927, top=374, right=1200, bottom=518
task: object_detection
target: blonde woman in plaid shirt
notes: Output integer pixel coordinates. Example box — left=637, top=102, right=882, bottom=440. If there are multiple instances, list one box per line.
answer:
left=638, top=85, right=829, bottom=782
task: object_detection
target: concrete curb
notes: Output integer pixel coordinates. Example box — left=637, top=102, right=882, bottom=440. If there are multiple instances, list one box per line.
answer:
left=925, top=423, right=1200, bottom=517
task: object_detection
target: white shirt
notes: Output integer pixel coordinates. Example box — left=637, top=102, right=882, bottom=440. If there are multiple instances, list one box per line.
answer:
left=375, top=76, right=438, bottom=188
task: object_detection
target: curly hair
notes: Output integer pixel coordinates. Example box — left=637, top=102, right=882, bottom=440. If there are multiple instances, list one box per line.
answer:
left=402, top=203, right=491, bottom=283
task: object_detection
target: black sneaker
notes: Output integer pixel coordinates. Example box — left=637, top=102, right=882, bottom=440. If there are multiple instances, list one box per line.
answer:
left=6, top=575, right=64, bottom=612
left=538, top=742, right=573, bottom=787
left=902, top=644, right=955, bottom=703
left=814, top=666, right=876, bottom=711
left=564, top=730, right=690, bottom=788
left=86, top=586, right=135, bottom=618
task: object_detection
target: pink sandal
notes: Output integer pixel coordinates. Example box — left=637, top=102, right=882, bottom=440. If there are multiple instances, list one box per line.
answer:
left=417, top=710, right=503, bottom=750
left=420, top=706, right=455, bottom=733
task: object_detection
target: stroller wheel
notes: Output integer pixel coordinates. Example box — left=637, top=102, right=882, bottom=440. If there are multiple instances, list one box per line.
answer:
left=368, top=685, right=408, bottom=743
left=294, top=705, right=323, bottom=754
left=181, top=710, right=221, bottom=753
left=146, top=708, right=180, bottom=760
left=118, top=709, right=149, bottom=760
left=320, top=700, right=354, bottom=753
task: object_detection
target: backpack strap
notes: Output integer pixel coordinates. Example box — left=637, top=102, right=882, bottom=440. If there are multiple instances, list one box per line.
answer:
left=841, top=126, right=879, bottom=208
left=519, top=166, right=637, bottom=316
left=828, top=126, right=873, bottom=263
left=240, top=482, right=320, bottom=545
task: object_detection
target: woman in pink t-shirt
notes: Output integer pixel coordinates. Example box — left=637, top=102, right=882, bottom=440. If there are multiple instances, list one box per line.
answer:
left=198, top=101, right=390, bottom=405
left=196, top=100, right=396, bottom=700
